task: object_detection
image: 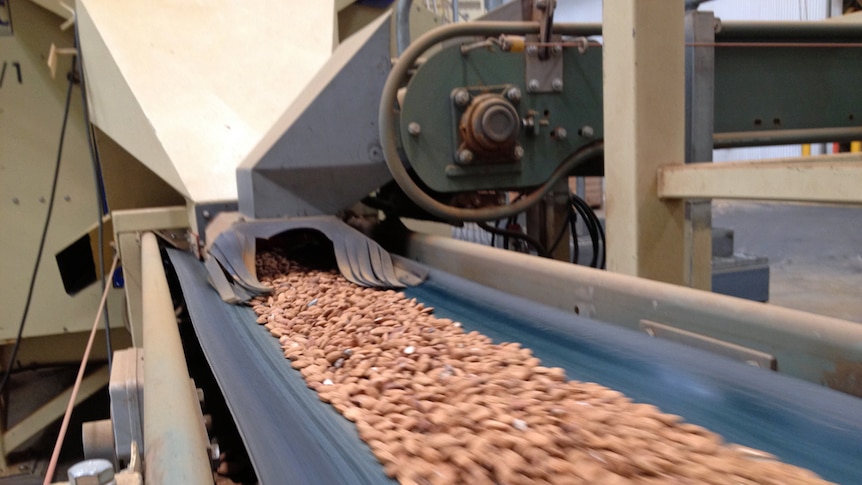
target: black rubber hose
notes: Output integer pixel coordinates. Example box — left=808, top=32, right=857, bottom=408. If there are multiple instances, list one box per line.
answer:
left=476, top=221, right=548, bottom=257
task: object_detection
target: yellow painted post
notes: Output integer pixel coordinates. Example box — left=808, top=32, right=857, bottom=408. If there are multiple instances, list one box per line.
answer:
left=603, top=0, right=687, bottom=285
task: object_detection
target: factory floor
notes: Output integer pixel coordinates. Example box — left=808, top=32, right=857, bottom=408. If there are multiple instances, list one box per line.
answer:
left=713, top=201, right=862, bottom=323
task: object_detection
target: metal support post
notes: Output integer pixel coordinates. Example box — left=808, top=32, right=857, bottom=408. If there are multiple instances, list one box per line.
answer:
left=141, top=233, right=211, bottom=485
left=603, top=0, right=687, bottom=284
left=684, top=11, right=716, bottom=290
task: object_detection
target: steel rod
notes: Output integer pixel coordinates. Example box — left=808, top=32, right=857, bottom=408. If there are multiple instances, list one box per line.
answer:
left=141, top=233, right=211, bottom=485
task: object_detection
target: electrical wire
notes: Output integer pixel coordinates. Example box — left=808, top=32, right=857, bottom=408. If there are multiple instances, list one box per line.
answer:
left=75, top=25, right=113, bottom=369
left=43, top=254, right=119, bottom=485
left=571, top=194, right=606, bottom=269
left=476, top=221, right=548, bottom=257
left=571, top=197, right=599, bottom=268
left=0, top=66, right=76, bottom=397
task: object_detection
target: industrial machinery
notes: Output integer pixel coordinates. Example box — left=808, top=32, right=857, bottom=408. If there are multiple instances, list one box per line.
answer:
left=2, top=0, right=862, bottom=483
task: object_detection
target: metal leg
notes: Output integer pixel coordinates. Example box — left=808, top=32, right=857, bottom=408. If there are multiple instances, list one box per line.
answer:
left=603, top=0, right=688, bottom=285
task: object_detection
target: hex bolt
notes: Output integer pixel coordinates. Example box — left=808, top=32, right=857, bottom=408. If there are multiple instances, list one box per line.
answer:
left=453, top=89, right=471, bottom=107
left=551, top=78, right=563, bottom=92
left=554, top=127, right=568, bottom=140
left=513, top=145, right=525, bottom=161
left=457, top=149, right=474, bottom=164
left=202, top=210, right=211, bottom=219
left=68, top=458, right=115, bottom=485
left=552, top=45, right=563, bottom=56
left=526, top=45, right=538, bottom=56
left=407, top=122, right=421, bottom=136
left=527, top=79, right=540, bottom=92
left=579, top=125, right=595, bottom=138
left=505, top=87, right=522, bottom=103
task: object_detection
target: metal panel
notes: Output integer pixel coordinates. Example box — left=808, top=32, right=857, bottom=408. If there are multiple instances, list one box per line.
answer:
left=0, top=0, right=124, bottom=341
left=237, top=13, right=393, bottom=218
left=77, top=0, right=338, bottom=204
left=399, top=40, right=604, bottom=192
left=403, top=232, right=862, bottom=388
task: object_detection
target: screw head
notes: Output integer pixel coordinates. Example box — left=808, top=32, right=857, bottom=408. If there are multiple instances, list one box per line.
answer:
left=527, top=79, right=540, bottom=92
left=579, top=125, right=595, bottom=138
left=453, top=89, right=471, bottom=107
left=12, top=197, right=19, bottom=205
left=505, top=87, right=521, bottom=103
left=513, top=145, right=525, bottom=161
left=526, top=45, right=538, bottom=56
left=407, top=122, right=421, bottom=136
left=552, top=45, right=563, bottom=56
left=554, top=127, right=568, bottom=140
left=551, top=78, right=563, bottom=92
left=457, top=149, right=474, bottom=164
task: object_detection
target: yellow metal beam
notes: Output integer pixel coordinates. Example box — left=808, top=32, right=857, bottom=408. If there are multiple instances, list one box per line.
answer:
left=658, top=154, right=862, bottom=205
left=3, top=366, right=109, bottom=454
left=603, top=0, right=688, bottom=285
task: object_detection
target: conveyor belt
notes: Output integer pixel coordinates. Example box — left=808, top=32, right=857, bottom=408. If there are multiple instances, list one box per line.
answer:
left=168, top=249, right=862, bottom=484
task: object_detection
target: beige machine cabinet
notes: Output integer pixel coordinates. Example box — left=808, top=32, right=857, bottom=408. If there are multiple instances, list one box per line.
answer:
left=0, top=0, right=125, bottom=347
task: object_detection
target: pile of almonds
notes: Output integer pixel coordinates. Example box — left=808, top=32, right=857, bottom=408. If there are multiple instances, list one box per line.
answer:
left=251, top=250, right=832, bottom=485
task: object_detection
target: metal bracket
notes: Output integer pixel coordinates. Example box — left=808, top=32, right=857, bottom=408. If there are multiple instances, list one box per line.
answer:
left=193, top=201, right=238, bottom=245
left=640, top=320, right=776, bottom=370
left=525, top=35, right=563, bottom=93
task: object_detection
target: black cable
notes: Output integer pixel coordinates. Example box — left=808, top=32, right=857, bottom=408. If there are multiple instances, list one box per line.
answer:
left=0, top=66, right=76, bottom=396
left=571, top=194, right=606, bottom=269
left=547, top=203, right=574, bottom=255
left=75, top=26, right=113, bottom=369
left=571, top=199, right=599, bottom=267
left=476, top=221, right=548, bottom=257
left=568, top=209, right=579, bottom=264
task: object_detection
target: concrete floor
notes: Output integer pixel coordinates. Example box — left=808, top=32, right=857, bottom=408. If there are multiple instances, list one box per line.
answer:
left=713, top=201, right=862, bottom=323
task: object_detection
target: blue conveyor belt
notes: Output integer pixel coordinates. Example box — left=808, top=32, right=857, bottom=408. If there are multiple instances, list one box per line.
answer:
left=168, top=250, right=862, bottom=484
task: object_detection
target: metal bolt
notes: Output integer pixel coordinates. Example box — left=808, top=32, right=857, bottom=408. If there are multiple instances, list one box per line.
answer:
left=505, top=87, right=521, bottom=103
left=202, top=210, right=211, bottom=219
left=453, top=89, right=471, bottom=107
left=551, top=78, right=563, bottom=92
left=526, top=45, right=538, bottom=56
left=513, top=145, right=525, bottom=161
left=407, top=122, right=421, bottom=136
left=12, top=197, right=19, bottom=205
left=64, top=195, right=71, bottom=202
left=39, top=196, right=46, bottom=204
left=554, top=127, right=567, bottom=140
left=68, top=458, right=115, bottom=485
left=579, top=125, right=594, bottom=138
left=527, top=79, right=540, bottom=92
left=457, top=149, right=474, bottom=164
left=552, top=45, right=563, bottom=56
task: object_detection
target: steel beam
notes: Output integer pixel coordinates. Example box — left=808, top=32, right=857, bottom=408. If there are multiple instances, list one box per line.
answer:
left=603, top=0, right=687, bottom=284
left=141, top=233, right=211, bottom=485
left=657, top=153, right=862, bottom=205
left=403, top=232, right=862, bottom=391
